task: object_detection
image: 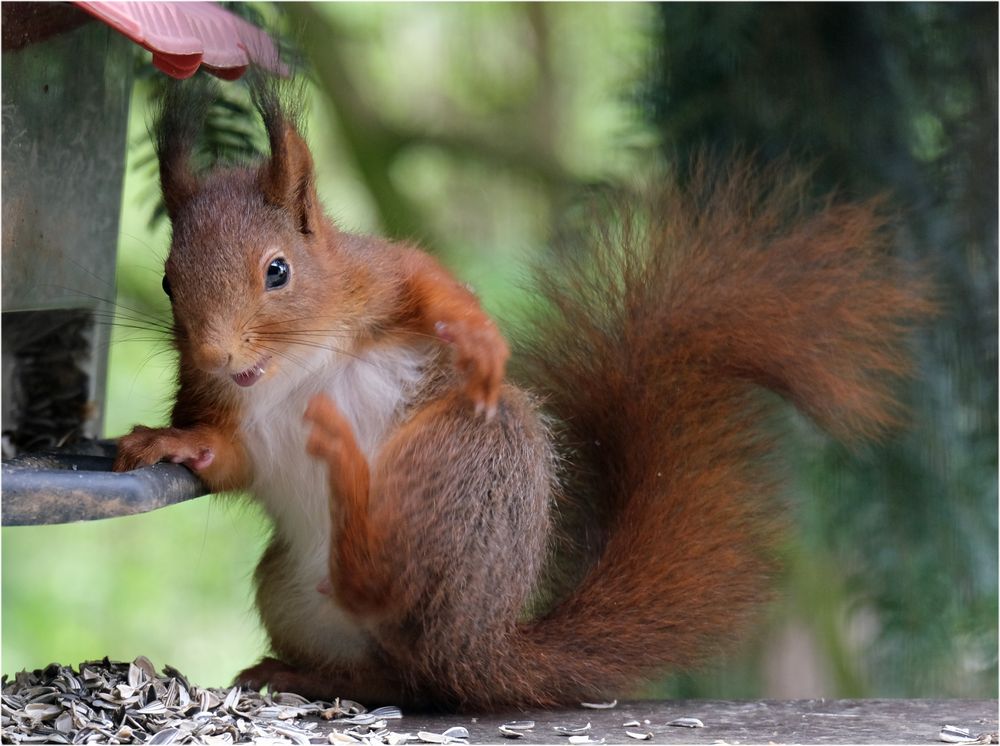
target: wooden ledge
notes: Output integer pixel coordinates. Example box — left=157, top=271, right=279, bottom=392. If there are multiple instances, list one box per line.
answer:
left=389, top=699, right=997, bottom=745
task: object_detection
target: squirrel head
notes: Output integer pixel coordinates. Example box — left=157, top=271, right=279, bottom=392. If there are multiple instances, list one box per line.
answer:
left=155, top=77, right=360, bottom=391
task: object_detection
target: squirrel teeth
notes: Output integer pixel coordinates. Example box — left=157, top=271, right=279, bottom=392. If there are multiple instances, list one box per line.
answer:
left=231, top=357, right=270, bottom=388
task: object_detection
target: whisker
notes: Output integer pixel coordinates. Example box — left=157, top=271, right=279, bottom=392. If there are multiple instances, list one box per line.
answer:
left=88, top=340, right=175, bottom=364
left=252, top=328, right=440, bottom=346
left=118, top=232, right=165, bottom=258
left=91, top=305, right=170, bottom=321
left=86, top=310, right=175, bottom=338
left=248, top=316, right=439, bottom=342
left=253, top=342, right=314, bottom=373
left=252, top=333, right=357, bottom=346
left=238, top=296, right=269, bottom=337
left=255, top=337, right=344, bottom=355
left=93, top=322, right=174, bottom=339
left=91, top=308, right=169, bottom=322
left=103, top=337, right=173, bottom=346
left=249, top=314, right=343, bottom=330
left=58, top=256, right=132, bottom=296
left=131, top=347, right=178, bottom=380
left=249, top=326, right=357, bottom=342
left=91, top=315, right=171, bottom=330
left=255, top=337, right=404, bottom=374
left=124, top=348, right=177, bottom=404
left=51, top=285, right=169, bottom=325
left=88, top=305, right=174, bottom=333
left=93, top=317, right=161, bottom=329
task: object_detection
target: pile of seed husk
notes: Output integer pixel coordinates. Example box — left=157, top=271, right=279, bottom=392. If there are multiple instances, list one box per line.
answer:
left=0, top=657, right=416, bottom=744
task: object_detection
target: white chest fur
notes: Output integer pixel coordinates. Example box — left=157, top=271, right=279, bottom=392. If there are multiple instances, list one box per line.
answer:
left=239, top=343, right=431, bottom=664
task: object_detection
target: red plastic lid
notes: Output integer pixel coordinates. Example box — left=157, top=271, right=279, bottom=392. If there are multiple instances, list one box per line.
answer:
left=74, top=2, right=285, bottom=80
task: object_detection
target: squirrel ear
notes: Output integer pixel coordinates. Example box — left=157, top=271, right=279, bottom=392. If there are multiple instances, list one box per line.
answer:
left=260, top=121, right=320, bottom=235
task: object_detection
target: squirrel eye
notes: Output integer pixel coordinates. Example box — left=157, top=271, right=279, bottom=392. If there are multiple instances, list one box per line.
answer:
left=161, top=275, right=173, bottom=300
left=265, top=257, right=290, bottom=290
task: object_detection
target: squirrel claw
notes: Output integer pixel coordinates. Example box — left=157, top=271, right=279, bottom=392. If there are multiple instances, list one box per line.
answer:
left=434, top=320, right=455, bottom=344
left=473, top=398, right=498, bottom=421
left=169, top=448, right=214, bottom=471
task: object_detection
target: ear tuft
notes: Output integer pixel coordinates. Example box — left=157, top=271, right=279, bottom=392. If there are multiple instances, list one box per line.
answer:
left=250, top=72, right=318, bottom=235
left=153, top=78, right=215, bottom=220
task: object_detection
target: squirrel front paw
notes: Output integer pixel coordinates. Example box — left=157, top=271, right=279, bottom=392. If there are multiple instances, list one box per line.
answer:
left=114, top=426, right=215, bottom=473
left=435, top=317, right=508, bottom=420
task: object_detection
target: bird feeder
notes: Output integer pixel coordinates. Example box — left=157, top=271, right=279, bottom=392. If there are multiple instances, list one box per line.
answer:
left=1, top=1, right=281, bottom=525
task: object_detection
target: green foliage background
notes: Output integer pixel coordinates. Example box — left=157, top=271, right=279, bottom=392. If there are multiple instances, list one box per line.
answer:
left=3, top=3, right=996, bottom=698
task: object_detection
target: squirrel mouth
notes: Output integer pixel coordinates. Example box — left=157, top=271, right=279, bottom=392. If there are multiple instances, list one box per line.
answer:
left=231, top=356, right=270, bottom=388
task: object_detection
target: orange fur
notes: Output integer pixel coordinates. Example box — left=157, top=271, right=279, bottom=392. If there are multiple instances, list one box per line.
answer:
left=303, top=394, right=393, bottom=618
left=115, top=80, right=930, bottom=712
left=395, top=248, right=510, bottom=417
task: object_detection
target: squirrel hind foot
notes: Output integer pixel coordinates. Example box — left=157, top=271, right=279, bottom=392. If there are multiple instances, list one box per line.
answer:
left=234, top=656, right=411, bottom=708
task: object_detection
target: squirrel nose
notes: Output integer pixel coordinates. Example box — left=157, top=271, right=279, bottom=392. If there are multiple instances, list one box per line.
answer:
left=194, top=343, right=232, bottom=372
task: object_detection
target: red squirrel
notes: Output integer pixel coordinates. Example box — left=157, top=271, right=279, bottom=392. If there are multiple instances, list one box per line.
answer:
left=114, top=79, right=929, bottom=711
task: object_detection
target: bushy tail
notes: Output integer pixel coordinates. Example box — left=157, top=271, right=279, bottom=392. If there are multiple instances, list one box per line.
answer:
left=496, top=158, right=931, bottom=707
